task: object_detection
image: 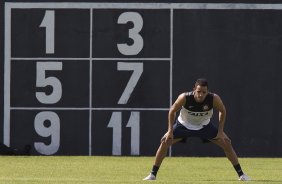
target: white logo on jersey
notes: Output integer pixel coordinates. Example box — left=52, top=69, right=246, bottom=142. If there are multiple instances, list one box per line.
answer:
left=187, top=111, right=209, bottom=116
left=203, top=105, right=209, bottom=111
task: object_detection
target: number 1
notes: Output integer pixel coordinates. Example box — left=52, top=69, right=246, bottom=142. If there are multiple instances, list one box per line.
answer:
left=40, top=10, right=55, bottom=54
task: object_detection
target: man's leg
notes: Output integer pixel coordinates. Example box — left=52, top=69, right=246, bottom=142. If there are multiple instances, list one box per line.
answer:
left=211, top=133, right=250, bottom=181
left=154, top=138, right=181, bottom=166
left=143, top=137, right=181, bottom=180
left=211, top=134, right=238, bottom=165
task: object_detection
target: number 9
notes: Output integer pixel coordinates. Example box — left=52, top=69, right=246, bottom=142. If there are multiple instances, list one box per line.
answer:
left=34, top=111, right=60, bottom=155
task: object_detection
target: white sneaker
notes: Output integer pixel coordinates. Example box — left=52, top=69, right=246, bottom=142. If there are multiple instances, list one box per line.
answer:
left=143, top=173, right=156, bottom=180
left=239, top=174, right=251, bottom=181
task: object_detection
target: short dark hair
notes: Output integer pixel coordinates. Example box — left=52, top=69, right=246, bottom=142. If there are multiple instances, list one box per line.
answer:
left=195, top=78, right=208, bottom=88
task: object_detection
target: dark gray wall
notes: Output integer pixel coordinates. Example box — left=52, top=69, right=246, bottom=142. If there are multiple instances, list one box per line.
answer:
left=172, top=9, right=282, bottom=157
left=1, top=1, right=282, bottom=156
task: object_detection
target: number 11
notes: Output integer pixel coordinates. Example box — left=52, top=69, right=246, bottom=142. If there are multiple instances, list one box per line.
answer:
left=107, top=111, right=140, bottom=155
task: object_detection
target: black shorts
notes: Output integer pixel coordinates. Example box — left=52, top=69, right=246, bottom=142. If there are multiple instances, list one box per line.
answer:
left=173, top=120, right=218, bottom=143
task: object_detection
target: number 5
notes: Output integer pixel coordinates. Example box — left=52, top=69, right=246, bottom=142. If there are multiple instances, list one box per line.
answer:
left=36, top=62, right=62, bottom=104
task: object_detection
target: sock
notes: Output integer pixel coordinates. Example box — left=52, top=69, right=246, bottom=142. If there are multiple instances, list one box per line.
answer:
left=233, top=164, right=244, bottom=177
left=151, top=165, right=159, bottom=176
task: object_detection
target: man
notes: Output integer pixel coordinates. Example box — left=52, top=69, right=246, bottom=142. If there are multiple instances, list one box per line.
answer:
left=143, top=78, right=250, bottom=181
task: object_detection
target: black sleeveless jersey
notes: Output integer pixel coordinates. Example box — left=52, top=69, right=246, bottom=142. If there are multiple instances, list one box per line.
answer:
left=183, top=91, right=214, bottom=112
left=177, top=91, right=214, bottom=130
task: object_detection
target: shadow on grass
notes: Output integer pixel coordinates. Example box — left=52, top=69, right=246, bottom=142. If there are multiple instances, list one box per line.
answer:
left=250, top=180, right=282, bottom=183
left=153, top=179, right=282, bottom=183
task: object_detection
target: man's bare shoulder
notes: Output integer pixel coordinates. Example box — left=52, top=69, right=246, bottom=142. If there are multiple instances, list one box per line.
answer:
left=212, top=93, right=221, bottom=100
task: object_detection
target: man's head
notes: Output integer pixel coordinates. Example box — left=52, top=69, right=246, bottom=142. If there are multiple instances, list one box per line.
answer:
left=193, top=78, right=209, bottom=102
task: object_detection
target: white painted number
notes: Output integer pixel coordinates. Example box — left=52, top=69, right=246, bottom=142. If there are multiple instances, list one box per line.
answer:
left=34, top=111, right=60, bottom=155
left=107, top=112, right=140, bottom=155
left=126, top=112, right=140, bottom=155
left=117, top=12, right=144, bottom=55
left=40, top=10, right=55, bottom=54
left=107, top=112, right=122, bottom=155
left=36, top=62, right=62, bottom=104
left=117, top=62, right=143, bottom=104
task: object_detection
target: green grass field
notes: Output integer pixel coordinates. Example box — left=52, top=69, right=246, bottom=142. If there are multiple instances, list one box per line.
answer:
left=0, top=156, right=281, bottom=184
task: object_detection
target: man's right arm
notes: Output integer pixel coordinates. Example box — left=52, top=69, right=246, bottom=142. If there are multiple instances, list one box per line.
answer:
left=165, top=93, right=186, bottom=143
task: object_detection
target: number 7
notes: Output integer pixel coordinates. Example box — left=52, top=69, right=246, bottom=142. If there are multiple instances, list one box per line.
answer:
left=117, top=62, right=143, bottom=104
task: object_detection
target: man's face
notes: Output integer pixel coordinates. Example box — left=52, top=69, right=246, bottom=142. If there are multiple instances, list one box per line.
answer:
left=193, top=85, right=208, bottom=103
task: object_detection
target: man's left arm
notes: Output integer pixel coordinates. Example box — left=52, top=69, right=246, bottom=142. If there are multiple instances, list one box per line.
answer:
left=213, top=94, right=226, bottom=139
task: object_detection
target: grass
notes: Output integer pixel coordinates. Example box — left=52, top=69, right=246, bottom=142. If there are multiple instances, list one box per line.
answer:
left=0, top=156, right=281, bottom=184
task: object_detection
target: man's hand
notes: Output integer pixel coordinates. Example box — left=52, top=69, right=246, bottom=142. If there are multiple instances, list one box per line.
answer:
left=161, top=131, right=174, bottom=145
left=214, top=131, right=224, bottom=140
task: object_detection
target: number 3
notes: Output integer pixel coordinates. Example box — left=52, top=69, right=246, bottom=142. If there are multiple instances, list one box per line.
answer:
left=117, top=12, right=144, bottom=55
